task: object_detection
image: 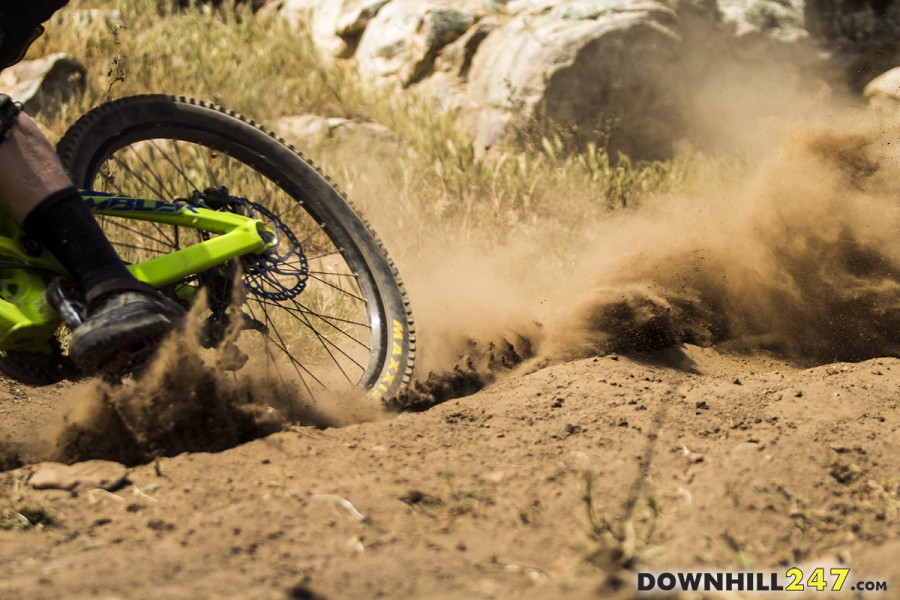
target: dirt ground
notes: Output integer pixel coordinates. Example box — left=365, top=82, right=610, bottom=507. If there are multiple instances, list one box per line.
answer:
left=0, top=343, right=896, bottom=599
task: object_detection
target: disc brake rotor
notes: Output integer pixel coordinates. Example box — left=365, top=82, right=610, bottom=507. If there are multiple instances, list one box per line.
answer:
left=239, top=201, right=310, bottom=301
left=187, top=187, right=310, bottom=302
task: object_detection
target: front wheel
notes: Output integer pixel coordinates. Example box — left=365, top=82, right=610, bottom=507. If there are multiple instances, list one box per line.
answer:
left=57, top=95, right=415, bottom=402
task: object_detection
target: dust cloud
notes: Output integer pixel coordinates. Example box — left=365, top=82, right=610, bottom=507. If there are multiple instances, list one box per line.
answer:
left=394, top=113, right=899, bottom=406
left=45, top=297, right=382, bottom=467
left=550, top=115, right=900, bottom=363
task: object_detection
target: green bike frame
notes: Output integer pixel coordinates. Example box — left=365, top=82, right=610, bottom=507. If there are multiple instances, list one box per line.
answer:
left=0, top=190, right=275, bottom=351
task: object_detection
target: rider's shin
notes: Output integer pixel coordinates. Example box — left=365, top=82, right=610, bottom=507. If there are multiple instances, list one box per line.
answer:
left=22, top=186, right=138, bottom=306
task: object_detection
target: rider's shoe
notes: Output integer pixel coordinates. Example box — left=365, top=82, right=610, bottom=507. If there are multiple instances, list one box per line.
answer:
left=68, top=291, right=185, bottom=372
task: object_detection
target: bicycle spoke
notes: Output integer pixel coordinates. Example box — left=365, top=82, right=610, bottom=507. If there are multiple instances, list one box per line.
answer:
left=296, top=224, right=326, bottom=249
left=304, top=249, right=344, bottom=262
left=105, top=239, right=172, bottom=255
left=110, top=156, right=177, bottom=247
left=305, top=273, right=366, bottom=303
left=245, top=298, right=329, bottom=389
left=244, top=287, right=366, bottom=372
left=251, top=293, right=371, bottom=348
left=244, top=300, right=314, bottom=396
left=306, top=270, right=359, bottom=279
left=98, top=217, right=175, bottom=250
left=93, top=159, right=177, bottom=250
left=246, top=276, right=368, bottom=335
left=125, top=143, right=179, bottom=201
left=170, top=139, right=202, bottom=197
left=150, top=139, right=203, bottom=193
left=202, top=151, right=223, bottom=189
left=113, top=154, right=168, bottom=202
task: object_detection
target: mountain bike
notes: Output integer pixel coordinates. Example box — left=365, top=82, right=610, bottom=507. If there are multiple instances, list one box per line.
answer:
left=0, top=95, right=415, bottom=402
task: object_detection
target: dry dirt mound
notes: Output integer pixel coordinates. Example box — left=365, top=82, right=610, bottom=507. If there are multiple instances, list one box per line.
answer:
left=0, top=347, right=896, bottom=599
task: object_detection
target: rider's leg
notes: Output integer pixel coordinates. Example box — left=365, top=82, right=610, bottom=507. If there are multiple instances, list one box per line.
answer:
left=0, top=111, right=138, bottom=295
left=0, top=107, right=182, bottom=369
left=0, top=109, right=70, bottom=221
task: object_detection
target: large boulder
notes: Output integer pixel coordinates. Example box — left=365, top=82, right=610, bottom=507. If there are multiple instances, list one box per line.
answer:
left=307, top=0, right=393, bottom=59
left=464, top=0, right=684, bottom=157
left=270, top=0, right=694, bottom=158
left=804, top=0, right=900, bottom=49
left=415, top=14, right=500, bottom=115
left=717, top=0, right=806, bottom=41
left=0, top=53, right=86, bottom=116
left=262, top=0, right=403, bottom=59
left=354, top=0, right=483, bottom=85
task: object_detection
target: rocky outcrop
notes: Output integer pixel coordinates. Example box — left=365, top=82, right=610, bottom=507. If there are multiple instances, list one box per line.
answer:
left=354, top=1, right=480, bottom=84
left=465, top=1, right=685, bottom=158
left=258, top=0, right=393, bottom=57
left=264, top=0, right=896, bottom=158
left=171, top=0, right=267, bottom=9
left=267, top=0, right=829, bottom=159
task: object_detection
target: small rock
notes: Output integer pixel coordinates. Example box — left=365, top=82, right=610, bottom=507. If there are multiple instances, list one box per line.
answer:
left=276, top=115, right=416, bottom=161
left=29, top=460, right=128, bottom=492
left=484, top=470, right=506, bottom=483
left=730, top=441, right=759, bottom=455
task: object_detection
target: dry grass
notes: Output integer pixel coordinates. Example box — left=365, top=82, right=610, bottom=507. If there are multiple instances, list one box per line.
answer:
left=32, top=0, right=697, bottom=245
